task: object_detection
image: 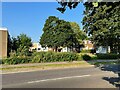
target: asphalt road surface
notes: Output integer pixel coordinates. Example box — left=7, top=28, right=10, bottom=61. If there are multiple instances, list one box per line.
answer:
left=2, top=66, right=119, bottom=88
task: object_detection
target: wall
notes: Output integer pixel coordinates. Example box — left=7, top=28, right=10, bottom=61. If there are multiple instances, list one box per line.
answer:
left=0, top=29, right=8, bottom=59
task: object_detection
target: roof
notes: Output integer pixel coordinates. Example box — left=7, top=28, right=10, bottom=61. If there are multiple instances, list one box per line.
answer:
left=0, top=27, right=8, bottom=31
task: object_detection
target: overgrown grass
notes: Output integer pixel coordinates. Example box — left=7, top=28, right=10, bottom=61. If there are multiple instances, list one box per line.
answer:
left=1, top=61, right=91, bottom=71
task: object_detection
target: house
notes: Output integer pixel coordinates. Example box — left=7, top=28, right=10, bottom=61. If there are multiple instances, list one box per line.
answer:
left=61, top=47, right=71, bottom=52
left=0, top=28, right=8, bottom=59
left=96, top=46, right=110, bottom=54
left=82, top=40, right=110, bottom=54
left=82, top=40, right=94, bottom=50
left=30, top=43, right=48, bottom=52
left=30, top=43, right=71, bottom=52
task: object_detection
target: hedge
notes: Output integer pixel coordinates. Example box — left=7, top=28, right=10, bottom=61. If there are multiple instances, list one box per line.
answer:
left=82, top=54, right=91, bottom=61
left=2, top=56, right=32, bottom=65
left=96, top=53, right=120, bottom=59
left=80, top=50, right=91, bottom=53
left=2, top=52, right=79, bottom=65
left=31, top=52, right=78, bottom=63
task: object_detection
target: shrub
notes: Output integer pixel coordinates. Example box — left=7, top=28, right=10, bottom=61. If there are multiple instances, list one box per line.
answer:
left=2, top=56, right=32, bottom=65
left=96, top=53, right=119, bottom=59
left=32, top=52, right=78, bottom=63
left=91, top=55, right=98, bottom=60
left=17, top=46, right=31, bottom=57
left=32, top=52, right=46, bottom=63
left=82, top=54, right=91, bottom=61
left=80, top=50, right=91, bottom=53
left=2, top=52, right=79, bottom=65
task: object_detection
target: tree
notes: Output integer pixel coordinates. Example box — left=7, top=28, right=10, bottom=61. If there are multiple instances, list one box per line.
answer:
left=70, top=22, right=87, bottom=42
left=7, top=33, right=12, bottom=57
left=57, top=1, right=120, bottom=54
left=10, top=33, right=32, bottom=56
left=70, top=22, right=87, bottom=52
left=17, top=33, right=32, bottom=48
left=57, top=1, right=80, bottom=13
left=40, top=16, right=77, bottom=52
left=11, top=37, right=19, bottom=52
left=82, top=2, right=120, bottom=53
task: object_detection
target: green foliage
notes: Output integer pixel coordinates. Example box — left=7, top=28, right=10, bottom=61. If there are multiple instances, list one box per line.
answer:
left=57, top=1, right=120, bottom=54
left=3, top=52, right=78, bottom=65
left=80, top=50, right=91, bottom=53
left=80, top=49, right=96, bottom=54
left=7, top=33, right=12, bottom=57
left=70, top=22, right=87, bottom=41
left=11, top=34, right=32, bottom=52
left=70, top=22, right=87, bottom=52
left=57, top=2, right=80, bottom=13
left=17, top=34, right=32, bottom=48
left=9, top=51, right=17, bottom=57
left=82, top=54, right=91, bottom=61
left=40, top=16, right=77, bottom=52
left=96, top=54, right=120, bottom=59
left=17, top=46, right=30, bottom=57
left=32, top=52, right=78, bottom=63
left=9, top=33, right=32, bottom=57
left=83, top=2, right=120, bottom=54
left=2, top=56, right=32, bottom=65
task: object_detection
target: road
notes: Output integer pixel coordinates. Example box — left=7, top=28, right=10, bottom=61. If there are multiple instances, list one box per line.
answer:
left=2, top=66, right=119, bottom=88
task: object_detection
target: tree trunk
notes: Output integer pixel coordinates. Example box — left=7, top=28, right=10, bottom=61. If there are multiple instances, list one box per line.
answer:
left=106, top=44, right=109, bottom=53
left=54, top=46, right=58, bottom=52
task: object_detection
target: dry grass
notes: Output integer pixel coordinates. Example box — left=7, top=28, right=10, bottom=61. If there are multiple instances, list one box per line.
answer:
left=1, top=61, right=93, bottom=73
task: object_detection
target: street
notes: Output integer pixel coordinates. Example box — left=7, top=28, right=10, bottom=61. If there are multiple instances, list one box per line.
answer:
left=2, top=66, right=119, bottom=88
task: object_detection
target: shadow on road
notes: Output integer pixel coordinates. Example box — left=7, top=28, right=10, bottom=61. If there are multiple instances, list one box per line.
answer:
left=87, top=60, right=120, bottom=88
left=100, top=64, right=120, bottom=88
left=103, top=77, right=120, bottom=87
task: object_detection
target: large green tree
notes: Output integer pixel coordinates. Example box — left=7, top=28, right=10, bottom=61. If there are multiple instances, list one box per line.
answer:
left=70, top=22, right=87, bottom=52
left=40, top=16, right=77, bottom=52
left=57, top=1, right=120, bottom=54
left=82, top=2, right=120, bottom=53
left=70, top=22, right=87, bottom=42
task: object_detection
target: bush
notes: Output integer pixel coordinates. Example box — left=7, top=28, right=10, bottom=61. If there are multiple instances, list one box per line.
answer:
left=96, top=53, right=119, bottom=59
left=82, top=54, right=91, bottom=61
left=2, top=52, right=78, bottom=65
left=32, top=52, right=78, bottom=63
left=2, top=56, right=32, bottom=65
left=80, top=50, right=91, bottom=53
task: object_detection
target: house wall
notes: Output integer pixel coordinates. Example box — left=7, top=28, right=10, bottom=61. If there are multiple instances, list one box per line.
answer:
left=30, top=43, right=48, bottom=52
left=82, top=40, right=94, bottom=50
left=0, top=28, right=8, bottom=59
left=96, top=46, right=110, bottom=54
left=61, top=47, right=67, bottom=52
left=30, top=43, right=71, bottom=52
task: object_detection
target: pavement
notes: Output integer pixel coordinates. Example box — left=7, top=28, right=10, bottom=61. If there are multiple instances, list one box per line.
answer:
left=2, top=66, right=119, bottom=88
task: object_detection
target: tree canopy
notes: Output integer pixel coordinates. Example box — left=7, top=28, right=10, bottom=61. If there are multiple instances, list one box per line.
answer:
left=70, top=22, right=87, bottom=52
left=10, top=33, right=32, bottom=56
left=57, top=1, right=120, bottom=54
left=40, top=16, right=77, bottom=52
left=82, top=2, right=120, bottom=53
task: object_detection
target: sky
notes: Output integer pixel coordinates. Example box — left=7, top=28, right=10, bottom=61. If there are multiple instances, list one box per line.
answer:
left=2, top=2, right=85, bottom=42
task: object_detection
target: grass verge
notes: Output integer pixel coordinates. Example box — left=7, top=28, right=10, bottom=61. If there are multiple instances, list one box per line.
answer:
left=1, top=61, right=92, bottom=73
